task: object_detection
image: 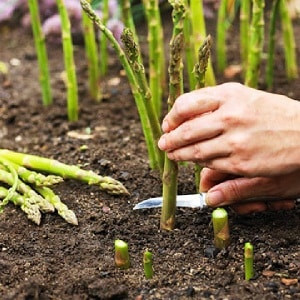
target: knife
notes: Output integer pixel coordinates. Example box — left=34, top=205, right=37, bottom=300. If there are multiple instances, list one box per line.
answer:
left=133, top=193, right=300, bottom=210
left=133, top=193, right=208, bottom=209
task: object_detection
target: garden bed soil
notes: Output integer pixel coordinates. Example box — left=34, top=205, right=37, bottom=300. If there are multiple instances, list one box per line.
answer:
left=0, top=8, right=300, bottom=300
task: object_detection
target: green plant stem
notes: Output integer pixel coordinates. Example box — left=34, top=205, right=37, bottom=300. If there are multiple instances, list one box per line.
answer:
left=28, top=0, right=52, bottom=106
left=142, top=0, right=164, bottom=117
left=216, top=0, right=228, bottom=73
left=183, top=0, right=196, bottom=89
left=80, top=0, right=162, bottom=172
left=99, top=0, right=109, bottom=75
left=114, top=239, right=130, bottom=269
left=143, top=249, right=154, bottom=279
left=266, top=0, right=280, bottom=89
left=82, top=0, right=101, bottom=101
left=245, top=0, right=265, bottom=88
left=0, top=149, right=129, bottom=195
left=193, top=35, right=211, bottom=192
left=56, top=0, right=79, bottom=121
left=189, top=0, right=215, bottom=86
left=212, top=208, right=230, bottom=249
left=279, top=0, right=298, bottom=79
left=160, top=0, right=185, bottom=231
left=244, top=242, right=254, bottom=280
left=240, top=0, right=251, bottom=75
left=121, top=28, right=164, bottom=174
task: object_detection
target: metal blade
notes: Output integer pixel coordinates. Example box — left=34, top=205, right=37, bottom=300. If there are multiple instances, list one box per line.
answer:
left=133, top=193, right=207, bottom=210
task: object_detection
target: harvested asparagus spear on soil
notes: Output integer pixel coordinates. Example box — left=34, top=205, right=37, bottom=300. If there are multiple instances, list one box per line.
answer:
left=0, top=149, right=128, bottom=225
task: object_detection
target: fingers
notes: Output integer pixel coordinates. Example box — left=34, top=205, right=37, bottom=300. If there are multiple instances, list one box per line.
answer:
left=161, top=89, right=221, bottom=133
left=159, top=112, right=223, bottom=152
left=231, top=200, right=295, bottom=214
left=205, top=176, right=277, bottom=207
left=200, top=168, right=235, bottom=192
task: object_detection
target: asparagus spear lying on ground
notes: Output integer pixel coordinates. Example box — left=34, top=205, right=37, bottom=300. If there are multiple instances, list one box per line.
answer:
left=0, top=149, right=129, bottom=225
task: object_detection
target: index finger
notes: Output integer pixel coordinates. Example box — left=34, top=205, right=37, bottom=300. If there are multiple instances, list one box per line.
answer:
left=161, top=88, right=220, bottom=133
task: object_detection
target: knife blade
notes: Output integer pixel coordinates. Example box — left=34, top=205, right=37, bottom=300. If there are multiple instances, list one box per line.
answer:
left=133, top=193, right=207, bottom=209
left=133, top=194, right=300, bottom=210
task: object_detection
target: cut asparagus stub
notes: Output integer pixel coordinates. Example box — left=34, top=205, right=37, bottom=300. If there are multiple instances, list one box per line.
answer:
left=0, top=149, right=129, bottom=195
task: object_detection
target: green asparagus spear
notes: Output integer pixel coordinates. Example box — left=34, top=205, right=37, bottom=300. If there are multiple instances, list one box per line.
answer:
left=35, top=186, right=78, bottom=225
left=143, top=249, right=154, bottom=279
left=244, top=242, right=254, bottom=280
left=160, top=0, right=185, bottom=231
left=0, top=149, right=128, bottom=195
left=56, top=0, right=79, bottom=121
left=212, top=208, right=230, bottom=249
left=28, top=0, right=52, bottom=106
left=0, top=168, right=55, bottom=213
left=0, top=187, right=41, bottom=225
left=114, top=239, right=130, bottom=269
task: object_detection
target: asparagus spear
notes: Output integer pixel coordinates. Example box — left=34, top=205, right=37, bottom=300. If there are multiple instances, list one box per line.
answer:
left=193, top=35, right=211, bottom=192
left=114, top=239, right=130, bottom=269
left=0, top=187, right=41, bottom=225
left=28, top=0, right=52, bottom=106
left=55, top=0, right=79, bottom=121
left=0, top=168, right=55, bottom=213
left=212, top=208, right=230, bottom=249
left=244, top=242, right=254, bottom=280
left=143, top=249, right=154, bottom=279
left=160, top=0, right=185, bottom=231
left=35, top=186, right=78, bottom=225
left=245, top=0, right=265, bottom=88
left=0, top=149, right=129, bottom=195
left=82, top=0, right=102, bottom=101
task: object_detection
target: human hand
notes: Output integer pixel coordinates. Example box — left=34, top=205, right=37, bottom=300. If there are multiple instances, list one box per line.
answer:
left=158, top=83, right=300, bottom=177
left=200, top=168, right=298, bottom=214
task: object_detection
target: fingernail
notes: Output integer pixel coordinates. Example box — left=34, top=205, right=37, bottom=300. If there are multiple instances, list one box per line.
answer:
left=161, top=119, right=169, bottom=132
left=206, top=190, right=224, bottom=207
left=158, top=136, right=166, bottom=150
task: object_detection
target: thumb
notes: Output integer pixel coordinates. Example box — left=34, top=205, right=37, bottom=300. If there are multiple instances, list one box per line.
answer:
left=205, top=176, right=276, bottom=207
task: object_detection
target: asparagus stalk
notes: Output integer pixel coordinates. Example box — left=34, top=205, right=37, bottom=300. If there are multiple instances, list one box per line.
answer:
left=0, top=168, right=55, bottom=213
left=143, top=249, right=154, bottom=279
left=212, top=208, right=230, bottom=249
left=189, top=0, right=215, bottom=86
left=216, top=0, right=229, bottom=73
left=244, top=242, right=254, bottom=280
left=0, top=187, right=41, bottom=225
left=245, top=0, right=265, bottom=88
left=142, top=0, right=164, bottom=117
left=183, top=0, right=196, bottom=89
left=56, top=0, right=79, bottom=121
left=0, top=157, right=18, bottom=209
left=114, top=239, right=130, bottom=269
left=3, top=160, right=63, bottom=186
left=240, top=0, right=251, bottom=75
left=82, top=0, right=102, bottom=101
left=35, top=186, right=78, bottom=225
left=0, top=149, right=129, bottom=195
left=80, top=0, right=162, bottom=172
left=279, top=0, right=298, bottom=79
left=28, top=0, right=52, bottom=106
left=266, top=0, right=280, bottom=89
left=121, top=28, right=164, bottom=174
left=193, top=35, right=211, bottom=192
left=99, top=0, right=109, bottom=76
left=160, top=0, right=185, bottom=231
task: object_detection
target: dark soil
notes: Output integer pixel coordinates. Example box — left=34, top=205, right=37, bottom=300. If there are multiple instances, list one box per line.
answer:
left=0, top=8, right=300, bottom=300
